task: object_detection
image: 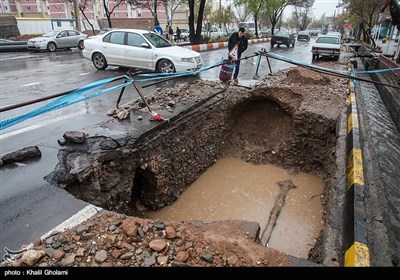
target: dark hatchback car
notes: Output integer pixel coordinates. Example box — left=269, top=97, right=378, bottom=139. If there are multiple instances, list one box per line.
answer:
left=271, top=30, right=295, bottom=48
left=297, top=31, right=310, bottom=41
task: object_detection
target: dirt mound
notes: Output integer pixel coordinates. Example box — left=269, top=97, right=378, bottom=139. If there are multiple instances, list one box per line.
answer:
left=283, top=67, right=331, bottom=85
left=8, top=211, right=291, bottom=267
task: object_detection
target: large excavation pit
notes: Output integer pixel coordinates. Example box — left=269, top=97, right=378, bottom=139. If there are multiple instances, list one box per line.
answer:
left=46, top=66, right=349, bottom=264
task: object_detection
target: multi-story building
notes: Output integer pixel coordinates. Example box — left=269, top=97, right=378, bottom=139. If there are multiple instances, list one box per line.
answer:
left=0, top=0, right=171, bottom=35
left=0, top=0, right=167, bottom=26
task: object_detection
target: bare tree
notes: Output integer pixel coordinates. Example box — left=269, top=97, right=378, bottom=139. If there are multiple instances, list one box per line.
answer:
left=188, top=0, right=206, bottom=44
left=102, top=0, right=127, bottom=28
left=163, top=0, right=185, bottom=26
left=130, top=0, right=168, bottom=27
left=78, top=0, right=96, bottom=34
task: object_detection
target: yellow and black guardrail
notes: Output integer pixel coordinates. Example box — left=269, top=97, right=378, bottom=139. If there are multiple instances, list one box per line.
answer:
left=343, top=63, right=370, bottom=267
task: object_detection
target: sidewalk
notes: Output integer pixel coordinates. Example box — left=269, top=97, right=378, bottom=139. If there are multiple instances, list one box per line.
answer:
left=375, top=38, right=399, bottom=56
left=180, top=37, right=270, bottom=52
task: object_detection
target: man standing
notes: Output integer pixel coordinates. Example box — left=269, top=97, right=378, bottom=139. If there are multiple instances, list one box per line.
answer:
left=228, top=27, right=248, bottom=83
left=176, top=27, right=181, bottom=42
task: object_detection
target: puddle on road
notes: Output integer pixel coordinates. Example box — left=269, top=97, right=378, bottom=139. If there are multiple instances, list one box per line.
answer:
left=146, top=157, right=324, bottom=259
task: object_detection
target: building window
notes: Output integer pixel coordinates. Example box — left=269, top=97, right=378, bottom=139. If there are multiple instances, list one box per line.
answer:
left=137, top=13, right=141, bottom=17
left=26, top=6, right=31, bottom=10
left=57, top=21, right=61, bottom=27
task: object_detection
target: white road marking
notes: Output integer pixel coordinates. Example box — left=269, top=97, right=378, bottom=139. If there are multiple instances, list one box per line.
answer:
left=20, top=82, right=42, bottom=88
left=0, top=55, right=32, bottom=61
left=79, top=72, right=90, bottom=76
left=39, top=204, right=103, bottom=240
left=0, top=110, right=84, bottom=140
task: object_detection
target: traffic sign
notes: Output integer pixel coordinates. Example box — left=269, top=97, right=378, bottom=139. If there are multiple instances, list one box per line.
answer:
left=153, top=26, right=163, bottom=36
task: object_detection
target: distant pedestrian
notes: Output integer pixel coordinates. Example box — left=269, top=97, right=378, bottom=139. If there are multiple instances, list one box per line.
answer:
left=176, top=27, right=181, bottom=42
left=165, top=24, right=169, bottom=40
left=228, top=27, right=248, bottom=83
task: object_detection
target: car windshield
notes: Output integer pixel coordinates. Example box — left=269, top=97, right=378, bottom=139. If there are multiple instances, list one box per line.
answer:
left=316, top=37, right=339, bottom=44
left=43, top=31, right=59, bottom=37
left=299, top=31, right=308, bottom=35
left=143, top=32, right=171, bottom=48
left=274, top=31, right=289, bottom=37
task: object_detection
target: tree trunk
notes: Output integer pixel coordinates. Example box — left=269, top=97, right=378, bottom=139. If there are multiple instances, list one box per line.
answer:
left=154, top=0, right=159, bottom=27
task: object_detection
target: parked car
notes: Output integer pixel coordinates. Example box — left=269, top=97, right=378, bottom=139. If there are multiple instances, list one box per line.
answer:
left=0, top=39, right=27, bottom=52
left=297, top=30, right=310, bottom=41
left=27, top=30, right=87, bottom=52
left=82, top=29, right=203, bottom=73
left=259, top=29, right=271, bottom=37
left=271, top=30, right=295, bottom=48
left=208, top=27, right=226, bottom=40
left=180, top=28, right=190, bottom=41
left=311, top=35, right=341, bottom=60
left=309, top=30, right=319, bottom=36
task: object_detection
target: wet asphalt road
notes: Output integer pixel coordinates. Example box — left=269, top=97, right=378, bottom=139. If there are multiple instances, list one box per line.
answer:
left=0, top=40, right=315, bottom=259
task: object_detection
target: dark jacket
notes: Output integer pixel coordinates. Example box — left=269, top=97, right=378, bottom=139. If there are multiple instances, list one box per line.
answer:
left=228, top=32, right=248, bottom=58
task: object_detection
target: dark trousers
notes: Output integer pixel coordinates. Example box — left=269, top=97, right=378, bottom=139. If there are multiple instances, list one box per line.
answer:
left=228, top=55, right=240, bottom=79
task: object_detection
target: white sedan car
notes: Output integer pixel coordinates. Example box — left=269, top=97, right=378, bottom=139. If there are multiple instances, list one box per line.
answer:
left=82, top=29, right=203, bottom=73
left=311, top=35, right=341, bottom=61
left=27, top=30, right=87, bottom=52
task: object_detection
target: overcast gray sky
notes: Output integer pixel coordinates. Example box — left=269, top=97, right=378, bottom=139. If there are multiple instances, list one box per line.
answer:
left=284, top=0, right=340, bottom=19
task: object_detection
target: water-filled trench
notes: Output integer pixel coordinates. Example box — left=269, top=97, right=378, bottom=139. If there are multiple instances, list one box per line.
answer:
left=48, top=85, right=339, bottom=261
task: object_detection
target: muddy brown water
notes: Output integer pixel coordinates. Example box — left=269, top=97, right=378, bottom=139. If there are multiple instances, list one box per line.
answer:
left=146, top=157, right=324, bottom=259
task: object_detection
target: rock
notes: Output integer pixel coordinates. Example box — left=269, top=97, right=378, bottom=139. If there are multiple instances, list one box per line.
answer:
left=21, top=250, right=45, bottom=266
left=1, top=146, right=42, bottom=165
left=149, top=239, right=167, bottom=252
left=175, top=251, right=189, bottom=263
left=61, top=254, right=76, bottom=266
left=75, top=248, right=85, bottom=257
left=63, top=131, right=86, bottom=144
left=100, top=138, right=118, bottom=150
left=200, top=251, right=214, bottom=263
left=153, top=221, right=165, bottom=230
left=157, top=255, right=169, bottom=265
left=120, top=252, right=134, bottom=260
left=165, top=226, right=176, bottom=239
left=121, top=219, right=138, bottom=238
left=137, top=227, right=144, bottom=238
left=95, top=250, right=108, bottom=263
left=75, top=225, right=88, bottom=234
left=52, top=250, right=65, bottom=261
left=57, top=138, right=67, bottom=146
left=111, top=249, right=125, bottom=259
left=144, top=255, right=156, bottom=267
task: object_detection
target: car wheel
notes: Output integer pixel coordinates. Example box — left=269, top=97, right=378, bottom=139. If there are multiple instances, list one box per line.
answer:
left=47, top=42, right=56, bottom=52
left=292, top=42, right=295, bottom=47
left=271, top=43, right=274, bottom=48
left=78, top=40, right=84, bottom=50
left=312, top=54, right=317, bottom=60
left=157, top=59, right=175, bottom=73
left=92, top=53, right=108, bottom=70
left=286, top=43, right=290, bottom=48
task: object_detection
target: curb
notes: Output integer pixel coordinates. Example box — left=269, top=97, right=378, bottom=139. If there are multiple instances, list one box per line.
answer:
left=184, top=37, right=270, bottom=52
left=343, top=63, right=370, bottom=267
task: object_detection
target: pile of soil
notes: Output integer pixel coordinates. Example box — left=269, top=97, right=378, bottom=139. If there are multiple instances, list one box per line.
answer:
left=8, top=211, right=290, bottom=267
